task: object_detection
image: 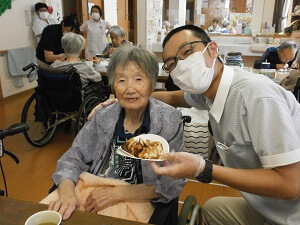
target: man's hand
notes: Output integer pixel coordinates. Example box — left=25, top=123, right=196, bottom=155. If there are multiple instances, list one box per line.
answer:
left=291, top=61, right=298, bottom=69
left=88, top=98, right=118, bottom=120
left=150, top=152, right=205, bottom=179
left=84, top=186, right=120, bottom=213
left=276, top=63, right=289, bottom=69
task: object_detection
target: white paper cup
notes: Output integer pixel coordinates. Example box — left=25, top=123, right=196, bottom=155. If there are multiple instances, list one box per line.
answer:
left=25, top=210, right=62, bottom=225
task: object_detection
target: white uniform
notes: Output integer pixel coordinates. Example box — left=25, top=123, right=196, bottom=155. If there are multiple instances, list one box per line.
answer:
left=80, top=19, right=111, bottom=58
left=32, top=17, right=57, bottom=43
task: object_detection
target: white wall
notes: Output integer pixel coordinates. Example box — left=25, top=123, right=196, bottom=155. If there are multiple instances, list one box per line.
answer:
left=104, top=0, right=117, bottom=26
left=0, top=0, right=63, bottom=98
left=252, top=0, right=275, bottom=33
left=169, top=0, right=186, bottom=26
left=0, top=0, right=40, bottom=98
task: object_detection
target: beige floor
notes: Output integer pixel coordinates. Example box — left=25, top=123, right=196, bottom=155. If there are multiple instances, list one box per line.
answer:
left=0, top=89, right=240, bottom=211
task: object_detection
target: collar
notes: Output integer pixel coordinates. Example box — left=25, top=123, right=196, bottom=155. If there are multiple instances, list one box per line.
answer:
left=92, top=18, right=102, bottom=23
left=114, top=104, right=151, bottom=139
left=209, top=65, right=234, bottom=123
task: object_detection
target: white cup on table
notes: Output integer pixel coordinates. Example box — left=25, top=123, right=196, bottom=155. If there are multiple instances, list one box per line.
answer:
left=25, top=210, right=62, bottom=225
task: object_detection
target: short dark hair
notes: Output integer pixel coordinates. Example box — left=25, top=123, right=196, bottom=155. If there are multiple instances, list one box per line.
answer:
left=91, top=5, right=103, bottom=16
left=35, top=2, right=48, bottom=12
left=213, top=18, right=219, bottom=24
left=62, top=15, right=80, bottom=34
left=163, top=25, right=211, bottom=48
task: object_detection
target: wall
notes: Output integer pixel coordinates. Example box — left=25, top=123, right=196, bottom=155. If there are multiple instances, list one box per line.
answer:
left=104, top=0, right=117, bottom=26
left=252, top=0, right=275, bottom=33
left=0, top=0, right=40, bottom=98
left=0, top=0, right=63, bottom=98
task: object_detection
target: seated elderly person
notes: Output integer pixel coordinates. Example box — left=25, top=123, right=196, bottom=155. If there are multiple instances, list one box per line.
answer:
left=48, top=45, right=186, bottom=224
left=50, top=32, right=102, bottom=88
left=254, top=41, right=298, bottom=69
left=102, top=25, right=132, bottom=58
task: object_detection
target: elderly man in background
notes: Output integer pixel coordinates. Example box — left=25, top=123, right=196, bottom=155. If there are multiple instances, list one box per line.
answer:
left=102, top=25, right=132, bottom=58
left=32, top=2, right=57, bottom=43
left=254, top=40, right=298, bottom=69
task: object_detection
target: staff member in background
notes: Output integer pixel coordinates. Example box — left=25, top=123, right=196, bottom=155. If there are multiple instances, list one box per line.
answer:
left=36, top=15, right=80, bottom=65
left=254, top=41, right=298, bottom=69
left=80, top=5, right=111, bottom=58
left=207, top=18, right=222, bottom=32
left=32, top=2, right=57, bottom=43
left=102, top=25, right=132, bottom=58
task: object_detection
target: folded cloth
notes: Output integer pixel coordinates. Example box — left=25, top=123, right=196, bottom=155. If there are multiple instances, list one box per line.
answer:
left=6, top=46, right=37, bottom=87
left=40, top=172, right=154, bottom=223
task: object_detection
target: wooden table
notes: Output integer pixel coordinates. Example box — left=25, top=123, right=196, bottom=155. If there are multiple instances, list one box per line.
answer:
left=0, top=197, right=149, bottom=225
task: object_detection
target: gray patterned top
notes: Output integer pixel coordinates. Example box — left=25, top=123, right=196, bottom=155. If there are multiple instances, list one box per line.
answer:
left=52, top=98, right=186, bottom=203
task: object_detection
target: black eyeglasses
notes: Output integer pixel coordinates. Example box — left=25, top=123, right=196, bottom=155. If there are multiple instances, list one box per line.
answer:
left=162, top=41, right=208, bottom=73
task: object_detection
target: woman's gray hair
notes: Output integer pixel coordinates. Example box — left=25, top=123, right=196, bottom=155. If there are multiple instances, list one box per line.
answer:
left=61, top=32, right=85, bottom=56
left=109, top=25, right=125, bottom=38
left=107, top=45, right=159, bottom=91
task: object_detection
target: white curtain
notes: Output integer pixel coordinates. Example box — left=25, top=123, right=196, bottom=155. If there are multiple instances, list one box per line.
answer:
left=281, top=0, right=291, bottom=30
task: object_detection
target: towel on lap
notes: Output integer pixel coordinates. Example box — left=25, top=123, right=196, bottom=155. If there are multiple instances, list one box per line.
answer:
left=40, top=172, right=154, bottom=223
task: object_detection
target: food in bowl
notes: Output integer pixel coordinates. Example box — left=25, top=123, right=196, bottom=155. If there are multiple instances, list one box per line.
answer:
left=121, top=137, right=164, bottom=159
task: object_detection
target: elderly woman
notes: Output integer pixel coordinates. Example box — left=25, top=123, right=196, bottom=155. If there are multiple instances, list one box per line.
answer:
left=102, top=25, right=132, bottom=58
left=48, top=45, right=186, bottom=224
left=50, top=32, right=102, bottom=88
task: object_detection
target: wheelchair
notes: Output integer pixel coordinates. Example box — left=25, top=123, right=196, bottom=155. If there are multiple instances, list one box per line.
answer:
left=21, top=63, right=111, bottom=147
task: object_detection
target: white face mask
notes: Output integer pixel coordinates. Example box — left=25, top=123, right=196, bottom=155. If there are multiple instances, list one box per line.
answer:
left=170, top=44, right=216, bottom=94
left=39, top=11, right=49, bottom=20
left=92, top=12, right=100, bottom=20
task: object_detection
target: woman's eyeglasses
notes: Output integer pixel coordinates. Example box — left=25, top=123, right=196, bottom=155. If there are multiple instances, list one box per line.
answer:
left=162, top=41, right=208, bottom=73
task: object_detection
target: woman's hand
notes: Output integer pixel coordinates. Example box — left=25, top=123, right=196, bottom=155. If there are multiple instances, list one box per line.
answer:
left=84, top=186, right=120, bottom=213
left=48, top=194, right=78, bottom=220
left=88, top=98, right=118, bottom=120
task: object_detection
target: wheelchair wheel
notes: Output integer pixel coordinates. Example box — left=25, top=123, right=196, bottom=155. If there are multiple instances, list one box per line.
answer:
left=21, top=93, right=58, bottom=147
left=178, top=195, right=202, bottom=225
left=74, top=93, right=103, bottom=135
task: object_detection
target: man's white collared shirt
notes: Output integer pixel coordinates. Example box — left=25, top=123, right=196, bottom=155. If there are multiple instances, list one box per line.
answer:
left=184, top=65, right=300, bottom=224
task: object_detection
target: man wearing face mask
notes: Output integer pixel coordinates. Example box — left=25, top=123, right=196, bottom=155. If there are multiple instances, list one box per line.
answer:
left=36, top=15, right=80, bottom=65
left=147, top=25, right=300, bottom=225
left=32, top=2, right=57, bottom=43
left=80, top=5, right=111, bottom=58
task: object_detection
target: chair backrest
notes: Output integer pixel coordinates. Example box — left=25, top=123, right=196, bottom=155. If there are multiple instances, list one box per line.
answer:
left=293, top=77, right=300, bottom=102
left=37, top=65, right=83, bottom=112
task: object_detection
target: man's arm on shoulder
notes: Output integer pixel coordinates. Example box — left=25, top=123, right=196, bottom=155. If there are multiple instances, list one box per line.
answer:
left=151, top=90, right=189, bottom=108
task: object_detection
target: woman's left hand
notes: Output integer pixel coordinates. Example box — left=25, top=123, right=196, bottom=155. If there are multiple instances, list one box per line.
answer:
left=84, top=186, right=121, bottom=213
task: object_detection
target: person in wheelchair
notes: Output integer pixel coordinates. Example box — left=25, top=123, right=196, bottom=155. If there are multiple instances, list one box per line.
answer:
left=50, top=32, right=102, bottom=89
left=48, top=45, right=186, bottom=224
